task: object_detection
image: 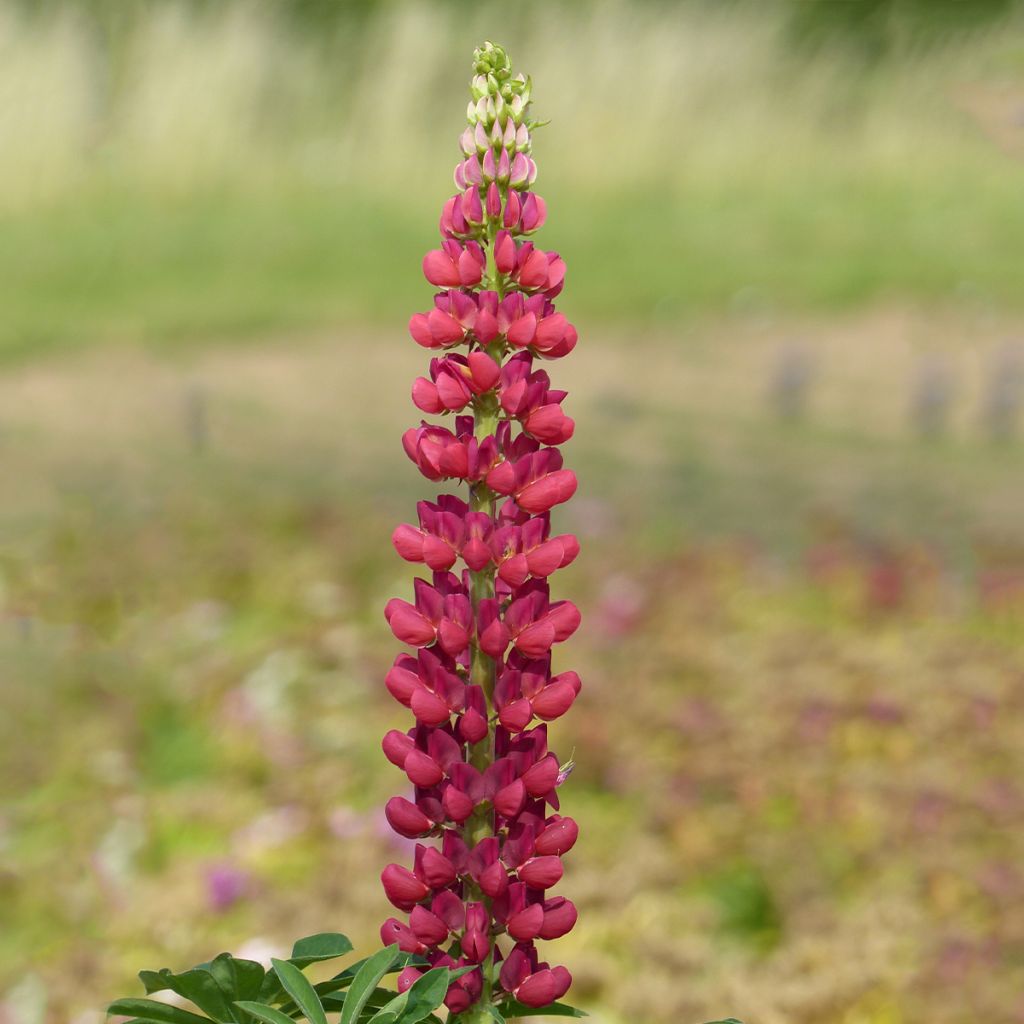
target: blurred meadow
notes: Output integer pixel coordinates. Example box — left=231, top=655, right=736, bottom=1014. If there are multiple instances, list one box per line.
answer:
left=3, top=1, right=1024, bottom=1023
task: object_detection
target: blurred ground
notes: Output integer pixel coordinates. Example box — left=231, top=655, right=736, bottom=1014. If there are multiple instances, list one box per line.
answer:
left=3, top=2, right=1024, bottom=1023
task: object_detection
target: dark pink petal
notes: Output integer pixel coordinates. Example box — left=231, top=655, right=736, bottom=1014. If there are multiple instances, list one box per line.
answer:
left=506, top=903, right=544, bottom=941
left=531, top=681, right=577, bottom=721
left=385, top=796, right=433, bottom=839
left=381, top=864, right=429, bottom=909
left=405, top=749, right=444, bottom=787
left=516, top=470, right=577, bottom=514
left=522, top=755, right=560, bottom=797
left=539, top=896, right=577, bottom=940
left=423, top=250, right=460, bottom=287
left=380, top=918, right=424, bottom=954
left=519, top=855, right=563, bottom=890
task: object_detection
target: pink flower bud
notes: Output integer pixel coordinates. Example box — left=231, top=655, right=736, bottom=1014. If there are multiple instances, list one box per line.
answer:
left=518, top=855, right=563, bottom=889
left=380, top=918, right=424, bottom=954
left=417, top=846, right=457, bottom=888
left=517, top=470, right=578, bottom=514
left=410, top=686, right=452, bottom=727
left=404, top=749, right=444, bottom=787
left=459, top=706, right=488, bottom=743
left=522, top=754, right=560, bottom=797
left=382, top=864, right=429, bottom=909
left=486, top=183, right=502, bottom=219
left=506, top=902, right=544, bottom=941
left=509, top=152, right=530, bottom=188
left=397, top=967, right=422, bottom=993
left=479, top=859, right=510, bottom=898
left=494, top=778, right=527, bottom=818
left=385, top=796, right=433, bottom=838
left=539, top=896, right=578, bottom=939
left=516, top=967, right=571, bottom=1007
left=422, top=249, right=461, bottom=287
left=495, top=230, right=516, bottom=274
left=410, top=905, right=449, bottom=946
left=381, top=728, right=415, bottom=767
left=520, top=193, right=547, bottom=232
left=531, top=681, right=578, bottom=721
left=442, top=784, right=475, bottom=823
left=461, top=929, right=490, bottom=962
left=503, top=189, right=521, bottom=228
left=482, top=148, right=497, bottom=184
left=384, top=598, right=436, bottom=647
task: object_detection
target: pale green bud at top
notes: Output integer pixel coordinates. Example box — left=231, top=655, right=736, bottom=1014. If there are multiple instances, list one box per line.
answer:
left=470, top=75, right=489, bottom=101
left=473, top=40, right=512, bottom=80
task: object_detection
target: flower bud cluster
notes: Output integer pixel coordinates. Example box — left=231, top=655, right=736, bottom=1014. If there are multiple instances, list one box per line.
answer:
left=380, top=43, right=579, bottom=1018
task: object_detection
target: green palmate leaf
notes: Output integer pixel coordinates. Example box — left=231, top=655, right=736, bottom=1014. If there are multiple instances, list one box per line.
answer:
left=107, top=999, right=212, bottom=1024
left=320, top=986, right=393, bottom=1014
left=289, top=933, right=354, bottom=969
left=202, top=955, right=266, bottom=1005
left=270, top=960, right=328, bottom=1024
left=160, top=969, right=236, bottom=1022
left=233, top=1002, right=301, bottom=1024
left=339, top=945, right=400, bottom=1024
left=496, top=1000, right=587, bottom=1018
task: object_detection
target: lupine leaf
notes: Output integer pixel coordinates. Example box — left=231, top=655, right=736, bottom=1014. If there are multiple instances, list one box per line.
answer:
left=201, top=955, right=265, bottom=1004
left=106, top=999, right=212, bottom=1024
left=496, top=1000, right=587, bottom=1018
left=289, top=934, right=354, bottom=969
left=154, top=971, right=235, bottom=1022
left=232, top=1004, right=297, bottom=1024
left=270, top=959, right=327, bottom=1024
left=339, top=945, right=399, bottom=1024
left=320, top=986, right=393, bottom=1014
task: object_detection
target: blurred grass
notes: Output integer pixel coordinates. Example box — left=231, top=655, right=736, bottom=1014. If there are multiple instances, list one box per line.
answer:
left=0, top=1, right=1023, bottom=358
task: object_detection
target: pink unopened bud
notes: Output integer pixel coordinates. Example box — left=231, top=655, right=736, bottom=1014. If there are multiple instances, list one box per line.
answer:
left=380, top=918, right=424, bottom=954
left=404, top=748, right=444, bottom=787
left=486, top=183, right=502, bottom=219
left=382, top=864, right=429, bottom=910
left=516, top=967, right=571, bottom=1008
left=410, top=905, right=449, bottom=946
left=495, top=230, right=516, bottom=275
left=518, top=855, right=563, bottom=889
left=522, top=754, right=560, bottom=797
left=507, top=902, right=544, bottom=941
left=494, top=778, right=527, bottom=818
left=461, top=929, right=491, bottom=963
left=385, top=796, right=433, bottom=838
left=539, top=896, right=578, bottom=939
left=534, top=816, right=579, bottom=856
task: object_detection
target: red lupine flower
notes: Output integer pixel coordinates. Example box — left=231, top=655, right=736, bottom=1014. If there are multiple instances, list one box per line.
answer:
left=381, top=41, right=579, bottom=1018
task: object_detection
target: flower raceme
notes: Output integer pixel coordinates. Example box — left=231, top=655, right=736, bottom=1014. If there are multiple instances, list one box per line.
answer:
left=380, top=42, right=580, bottom=1019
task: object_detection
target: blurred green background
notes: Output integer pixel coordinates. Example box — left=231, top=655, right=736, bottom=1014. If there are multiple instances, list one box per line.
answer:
left=3, top=1, right=1024, bottom=1023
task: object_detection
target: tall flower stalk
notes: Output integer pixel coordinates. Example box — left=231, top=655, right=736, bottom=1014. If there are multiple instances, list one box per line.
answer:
left=381, top=42, right=581, bottom=1022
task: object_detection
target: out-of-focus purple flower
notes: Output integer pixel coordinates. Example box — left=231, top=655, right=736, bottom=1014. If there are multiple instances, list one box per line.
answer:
left=205, top=861, right=250, bottom=912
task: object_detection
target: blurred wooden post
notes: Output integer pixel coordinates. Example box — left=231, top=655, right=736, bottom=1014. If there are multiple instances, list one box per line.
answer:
left=981, top=342, right=1022, bottom=443
left=769, top=344, right=813, bottom=422
left=909, top=354, right=953, bottom=439
left=184, top=381, right=209, bottom=454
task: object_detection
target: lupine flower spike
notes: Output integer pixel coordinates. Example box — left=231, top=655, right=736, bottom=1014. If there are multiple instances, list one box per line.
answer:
left=382, top=41, right=581, bottom=1021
